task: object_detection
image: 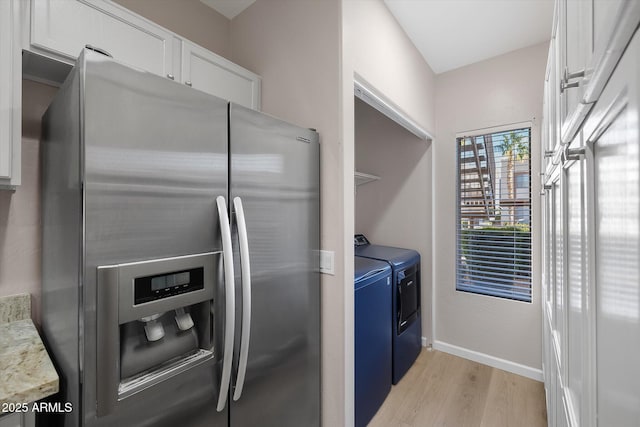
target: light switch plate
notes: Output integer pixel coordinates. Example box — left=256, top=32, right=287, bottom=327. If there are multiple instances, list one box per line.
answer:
left=319, top=250, right=335, bottom=275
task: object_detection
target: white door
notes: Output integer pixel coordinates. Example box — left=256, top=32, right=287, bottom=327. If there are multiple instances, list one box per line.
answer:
left=587, top=30, right=640, bottom=427
left=181, top=41, right=261, bottom=110
left=30, top=0, right=175, bottom=78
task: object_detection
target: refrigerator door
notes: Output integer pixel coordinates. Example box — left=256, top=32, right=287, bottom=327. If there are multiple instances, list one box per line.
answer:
left=229, top=104, right=320, bottom=427
left=80, top=51, right=228, bottom=427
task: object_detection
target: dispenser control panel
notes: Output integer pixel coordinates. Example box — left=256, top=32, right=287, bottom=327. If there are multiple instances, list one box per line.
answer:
left=134, top=267, right=204, bottom=305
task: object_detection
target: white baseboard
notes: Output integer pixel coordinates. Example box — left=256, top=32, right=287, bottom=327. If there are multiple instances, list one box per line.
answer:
left=432, top=340, right=543, bottom=382
left=422, top=336, right=428, bottom=347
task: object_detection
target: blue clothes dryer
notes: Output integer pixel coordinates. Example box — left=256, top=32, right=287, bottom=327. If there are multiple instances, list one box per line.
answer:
left=354, top=256, right=392, bottom=427
left=355, top=234, right=422, bottom=384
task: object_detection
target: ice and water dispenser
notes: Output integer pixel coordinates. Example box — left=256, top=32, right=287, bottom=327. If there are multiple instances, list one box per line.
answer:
left=96, top=252, right=218, bottom=416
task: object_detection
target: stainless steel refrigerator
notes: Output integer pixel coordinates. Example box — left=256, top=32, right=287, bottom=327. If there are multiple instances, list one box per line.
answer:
left=41, top=48, right=320, bottom=427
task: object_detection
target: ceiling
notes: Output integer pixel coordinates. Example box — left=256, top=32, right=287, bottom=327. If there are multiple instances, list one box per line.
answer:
left=384, top=0, right=554, bottom=74
left=199, top=0, right=553, bottom=74
left=199, top=0, right=256, bottom=20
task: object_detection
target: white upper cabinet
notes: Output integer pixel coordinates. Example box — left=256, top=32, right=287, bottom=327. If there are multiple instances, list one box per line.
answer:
left=0, top=0, right=262, bottom=189
left=557, top=0, right=592, bottom=142
left=30, top=0, right=176, bottom=78
left=27, top=0, right=261, bottom=108
left=559, top=0, right=639, bottom=144
left=182, top=41, right=260, bottom=110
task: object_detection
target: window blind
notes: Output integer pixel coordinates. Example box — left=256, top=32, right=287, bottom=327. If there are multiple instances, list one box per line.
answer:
left=456, top=128, right=532, bottom=302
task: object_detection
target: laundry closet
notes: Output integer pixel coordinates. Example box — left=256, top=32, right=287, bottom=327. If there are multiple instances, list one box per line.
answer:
left=352, top=88, right=432, bottom=426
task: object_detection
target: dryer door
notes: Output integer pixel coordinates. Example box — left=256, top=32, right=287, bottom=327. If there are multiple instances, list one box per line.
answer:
left=397, top=264, right=420, bottom=334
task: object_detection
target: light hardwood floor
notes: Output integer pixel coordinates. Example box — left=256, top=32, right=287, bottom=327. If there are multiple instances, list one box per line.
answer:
left=369, top=349, right=547, bottom=427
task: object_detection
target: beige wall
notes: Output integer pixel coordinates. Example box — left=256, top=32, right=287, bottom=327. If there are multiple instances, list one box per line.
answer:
left=0, top=80, right=58, bottom=326
left=112, top=0, right=231, bottom=58
left=345, top=0, right=436, bottom=346
left=354, top=98, right=432, bottom=344
left=433, top=42, right=548, bottom=371
left=231, top=1, right=347, bottom=425
left=346, top=0, right=436, bottom=133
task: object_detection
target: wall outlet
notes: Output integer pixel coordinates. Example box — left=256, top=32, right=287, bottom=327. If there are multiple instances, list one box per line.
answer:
left=319, top=250, right=335, bottom=275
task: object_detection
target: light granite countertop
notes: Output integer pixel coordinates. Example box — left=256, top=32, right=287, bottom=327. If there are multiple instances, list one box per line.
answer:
left=0, top=294, right=59, bottom=406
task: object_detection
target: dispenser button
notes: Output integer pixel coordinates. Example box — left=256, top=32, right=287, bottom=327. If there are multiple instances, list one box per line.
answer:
left=175, top=308, right=194, bottom=331
left=143, top=319, right=165, bottom=342
left=140, top=313, right=165, bottom=342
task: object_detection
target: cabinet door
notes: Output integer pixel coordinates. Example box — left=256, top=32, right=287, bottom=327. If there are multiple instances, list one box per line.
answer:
left=587, top=29, right=640, bottom=427
left=0, top=412, right=21, bottom=427
left=592, top=0, right=626, bottom=60
left=563, top=149, right=586, bottom=427
left=30, top=0, right=175, bottom=78
left=0, top=0, right=21, bottom=188
left=543, top=308, right=552, bottom=409
left=544, top=175, right=556, bottom=325
left=558, top=0, right=592, bottom=137
left=0, top=412, right=34, bottom=427
left=552, top=173, right=564, bottom=366
left=182, top=41, right=261, bottom=110
left=543, top=34, right=559, bottom=172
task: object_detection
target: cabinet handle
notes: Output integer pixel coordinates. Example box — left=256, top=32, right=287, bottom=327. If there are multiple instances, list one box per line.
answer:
left=563, top=146, right=586, bottom=162
left=85, top=44, right=112, bottom=58
left=544, top=150, right=555, bottom=158
left=185, top=81, right=192, bottom=87
left=560, top=80, right=580, bottom=93
left=560, top=68, right=585, bottom=93
left=564, top=69, right=585, bottom=81
left=167, top=74, right=175, bottom=80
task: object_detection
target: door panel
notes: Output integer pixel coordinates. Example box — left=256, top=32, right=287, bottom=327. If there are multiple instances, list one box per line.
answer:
left=31, top=0, right=174, bottom=76
left=182, top=42, right=260, bottom=110
left=591, top=30, right=640, bottom=427
left=565, top=154, right=585, bottom=426
left=229, top=104, right=320, bottom=427
left=81, top=52, right=228, bottom=427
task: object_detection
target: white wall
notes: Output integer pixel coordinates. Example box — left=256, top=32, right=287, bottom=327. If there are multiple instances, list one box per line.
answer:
left=0, top=80, right=58, bottom=327
left=230, top=2, right=347, bottom=425
left=354, top=99, right=432, bottom=344
left=433, top=42, right=548, bottom=375
left=344, top=0, right=436, bottom=346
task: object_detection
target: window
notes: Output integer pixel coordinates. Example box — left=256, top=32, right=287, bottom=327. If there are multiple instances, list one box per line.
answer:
left=456, top=127, right=532, bottom=302
left=515, top=173, right=529, bottom=188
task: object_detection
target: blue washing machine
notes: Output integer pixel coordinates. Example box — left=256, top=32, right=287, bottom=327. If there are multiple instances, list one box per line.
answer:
left=354, top=256, right=392, bottom=427
left=355, top=234, right=422, bottom=384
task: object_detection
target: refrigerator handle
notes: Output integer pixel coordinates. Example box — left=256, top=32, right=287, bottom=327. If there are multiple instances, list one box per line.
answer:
left=232, top=197, right=252, bottom=401
left=216, top=196, right=235, bottom=412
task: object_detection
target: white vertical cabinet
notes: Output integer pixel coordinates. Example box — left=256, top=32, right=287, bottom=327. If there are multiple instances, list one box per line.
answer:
left=181, top=41, right=260, bottom=110
left=0, top=0, right=22, bottom=188
left=542, top=2, right=639, bottom=426
left=30, top=0, right=176, bottom=78
left=587, top=29, right=640, bottom=426
left=559, top=0, right=639, bottom=144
